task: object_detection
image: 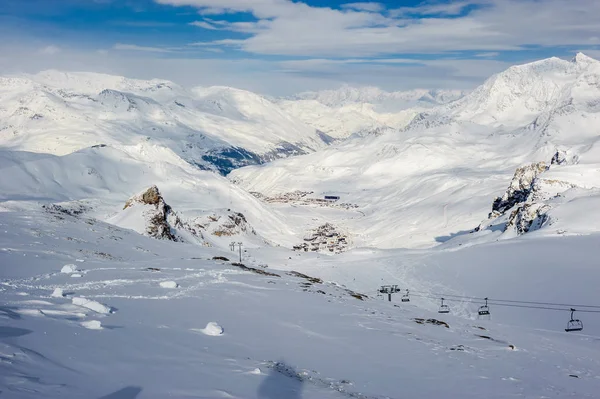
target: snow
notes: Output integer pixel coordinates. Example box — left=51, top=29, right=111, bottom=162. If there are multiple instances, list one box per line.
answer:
left=0, top=70, right=330, bottom=173
left=60, top=264, right=77, bottom=273
left=196, top=322, right=225, bottom=336
left=80, top=320, right=103, bottom=330
left=159, top=281, right=179, bottom=289
left=0, top=209, right=599, bottom=398
left=1, top=54, right=600, bottom=398
left=72, top=297, right=113, bottom=314
left=231, top=53, right=600, bottom=249
left=279, top=86, right=465, bottom=139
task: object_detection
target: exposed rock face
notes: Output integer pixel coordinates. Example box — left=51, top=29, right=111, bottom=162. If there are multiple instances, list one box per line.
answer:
left=293, top=223, right=349, bottom=253
left=506, top=202, right=551, bottom=235
left=124, top=186, right=181, bottom=241
left=478, top=152, right=582, bottom=236
left=490, top=162, right=548, bottom=217
left=551, top=150, right=567, bottom=166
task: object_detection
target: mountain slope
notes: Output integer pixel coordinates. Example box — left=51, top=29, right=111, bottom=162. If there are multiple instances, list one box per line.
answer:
left=293, top=85, right=466, bottom=110
left=0, top=71, right=331, bottom=175
left=1, top=206, right=599, bottom=398
left=279, top=86, right=466, bottom=139
left=0, top=144, right=301, bottom=249
left=231, top=53, right=600, bottom=249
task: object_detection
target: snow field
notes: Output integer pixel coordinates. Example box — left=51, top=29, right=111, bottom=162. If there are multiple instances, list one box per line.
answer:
left=159, top=281, right=179, bottom=289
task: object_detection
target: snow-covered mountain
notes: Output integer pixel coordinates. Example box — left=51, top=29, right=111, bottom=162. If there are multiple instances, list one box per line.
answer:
left=0, top=71, right=332, bottom=174
left=232, top=53, right=600, bottom=248
left=278, top=86, right=466, bottom=139
left=2, top=55, right=600, bottom=398
left=293, top=85, right=466, bottom=109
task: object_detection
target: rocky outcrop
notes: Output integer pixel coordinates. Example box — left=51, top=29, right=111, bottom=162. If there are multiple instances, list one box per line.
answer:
left=478, top=151, right=582, bottom=236
left=490, top=162, right=548, bottom=217
left=506, top=202, right=551, bottom=235
left=120, top=186, right=261, bottom=245
left=211, top=212, right=256, bottom=237
left=123, top=186, right=182, bottom=241
left=551, top=150, right=567, bottom=166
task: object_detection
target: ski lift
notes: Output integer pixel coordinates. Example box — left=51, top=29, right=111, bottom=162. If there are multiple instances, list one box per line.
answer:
left=478, top=297, right=490, bottom=316
left=438, top=298, right=450, bottom=314
left=401, top=290, right=410, bottom=302
left=565, top=308, right=583, bottom=332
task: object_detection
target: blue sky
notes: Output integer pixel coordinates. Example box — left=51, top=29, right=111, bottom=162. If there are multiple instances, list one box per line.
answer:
left=1, top=0, right=599, bottom=95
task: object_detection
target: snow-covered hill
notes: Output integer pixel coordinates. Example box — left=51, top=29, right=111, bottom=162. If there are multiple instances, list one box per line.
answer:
left=0, top=71, right=332, bottom=175
left=231, top=53, right=600, bottom=249
left=0, top=144, right=301, bottom=250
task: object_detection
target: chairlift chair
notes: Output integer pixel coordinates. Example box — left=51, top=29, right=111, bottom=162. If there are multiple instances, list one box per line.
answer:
left=478, top=297, right=490, bottom=316
left=565, top=308, right=583, bottom=332
left=401, top=290, right=410, bottom=302
left=438, top=298, right=450, bottom=314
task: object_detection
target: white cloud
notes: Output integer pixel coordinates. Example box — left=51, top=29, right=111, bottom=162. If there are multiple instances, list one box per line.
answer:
left=39, top=45, right=61, bottom=55
left=154, top=0, right=600, bottom=58
left=189, top=20, right=219, bottom=30
left=0, top=41, right=522, bottom=96
left=475, top=52, right=500, bottom=58
left=341, top=2, right=384, bottom=12
left=390, top=1, right=477, bottom=17
left=113, top=43, right=173, bottom=53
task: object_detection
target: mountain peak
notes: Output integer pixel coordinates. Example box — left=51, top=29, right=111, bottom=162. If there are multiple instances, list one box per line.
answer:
left=571, top=52, right=598, bottom=66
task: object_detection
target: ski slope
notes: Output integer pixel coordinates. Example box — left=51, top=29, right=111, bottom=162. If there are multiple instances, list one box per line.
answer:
left=1, top=207, right=599, bottom=398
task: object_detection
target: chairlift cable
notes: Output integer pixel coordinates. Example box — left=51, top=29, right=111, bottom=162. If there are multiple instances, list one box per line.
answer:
left=407, top=289, right=600, bottom=309
left=408, top=293, right=600, bottom=313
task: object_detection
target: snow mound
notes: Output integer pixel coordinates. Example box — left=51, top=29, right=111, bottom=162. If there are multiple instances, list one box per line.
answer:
left=80, top=320, right=103, bottom=330
left=61, top=264, right=78, bottom=273
left=199, top=322, right=224, bottom=336
left=159, top=281, right=179, bottom=289
left=72, top=297, right=113, bottom=314
left=51, top=288, right=64, bottom=298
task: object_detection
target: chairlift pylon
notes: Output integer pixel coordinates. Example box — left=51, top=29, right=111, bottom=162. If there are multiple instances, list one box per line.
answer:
left=565, top=308, right=583, bottom=332
left=401, top=289, right=410, bottom=302
left=478, top=297, right=490, bottom=316
left=438, top=297, right=450, bottom=314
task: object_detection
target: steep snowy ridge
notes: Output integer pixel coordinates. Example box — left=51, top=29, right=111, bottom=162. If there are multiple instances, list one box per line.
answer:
left=0, top=71, right=331, bottom=174
left=442, top=53, right=600, bottom=127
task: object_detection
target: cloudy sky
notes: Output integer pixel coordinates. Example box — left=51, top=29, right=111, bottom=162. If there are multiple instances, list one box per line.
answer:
left=1, top=0, right=599, bottom=95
